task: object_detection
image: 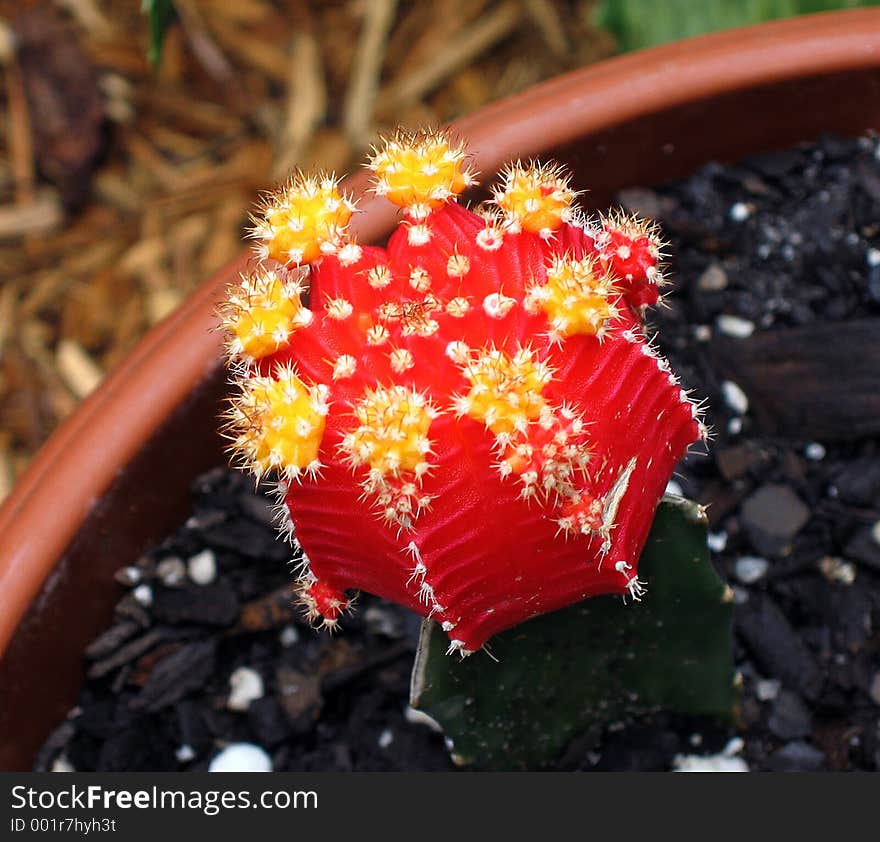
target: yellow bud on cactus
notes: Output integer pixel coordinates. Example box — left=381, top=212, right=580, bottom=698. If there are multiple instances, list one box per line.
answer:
left=251, top=173, right=355, bottom=265
left=493, top=161, right=575, bottom=237
left=368, top=131, right=474, bottom=218
left=528, top=254, right=619, bottom=340
left=222, top=267, right=312, bottom=360
left=342, top=384, right=438, bottom=476
left=456, top=346, right=553, bottom=436
left=226, top=365, right=328, bottom=480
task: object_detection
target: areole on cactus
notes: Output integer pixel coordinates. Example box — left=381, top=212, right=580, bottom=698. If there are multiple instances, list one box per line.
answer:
left=219, top=129, right=706, bottom=655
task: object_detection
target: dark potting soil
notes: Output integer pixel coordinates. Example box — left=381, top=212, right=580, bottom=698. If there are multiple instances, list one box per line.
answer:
left=37, top=134, right=880, bottom=772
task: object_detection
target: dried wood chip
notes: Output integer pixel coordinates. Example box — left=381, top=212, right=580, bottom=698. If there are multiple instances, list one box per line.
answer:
left=276, top=665, right=322, bottom=731
left=343, top=0, right=397, bottom=147
left=711, top=319, right=880, bottom=441
left=56, top=339, right=103, bottom=399
left=13, top=6, right=105, bottom=207
left=5, top=52, right=35, bottom=204
left=0, top=191, right=63, bottom=240
left=86, top=628, right=165, bottom=678
left=382, top=1, right=521, bottom=108
left=84, top=620, right=142, bottom=660
left=56, top=0, right=115, bottom=39
left=238, top=585, right=298, bottom=632
left=522, top=0, right=568, bottom=57
left=147, top=289, right=183, bottom=325
left=130, top=639, right=218, bottom=712
left=0, top=445, right=14, bottom=503
left=209, top=16, right=291, bottom=83
left=272, top=31, right=327, bottom=177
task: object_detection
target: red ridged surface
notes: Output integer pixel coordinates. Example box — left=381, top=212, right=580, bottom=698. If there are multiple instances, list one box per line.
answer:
left=270, top=196, right=701, bottom=651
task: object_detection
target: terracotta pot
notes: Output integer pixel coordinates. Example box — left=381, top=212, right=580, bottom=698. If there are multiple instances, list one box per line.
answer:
left=2, top=9, right=880, bottom=771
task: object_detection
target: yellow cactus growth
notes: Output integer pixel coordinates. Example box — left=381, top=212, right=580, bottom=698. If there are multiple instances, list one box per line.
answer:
left=222, top=267, right=312, bottom=361
left=492, top=161, right=575, bottom=237
left=526, top=253, right=619, bottom=340
left=250, top=172, right=355, bottom=265
left=368, top=131, right=475, bottom=219
left=341, top=384, right=438, bottom=477
left=455, top=345, right=553, bottom=437
left=226, top=365, right=329, bottom=480
left=340, top=384, right=440, bottom=528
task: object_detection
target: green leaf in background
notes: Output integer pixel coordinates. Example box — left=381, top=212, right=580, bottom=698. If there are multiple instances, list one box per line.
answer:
left=142, top=0, right=178, bottom=69
left=410, top=496, right=735, bottom=771
left=594, top=0, right=880, bottom=52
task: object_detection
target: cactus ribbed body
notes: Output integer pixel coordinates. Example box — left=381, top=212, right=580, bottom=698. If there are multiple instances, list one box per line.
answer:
left=221, top=130, right=705, bottom=653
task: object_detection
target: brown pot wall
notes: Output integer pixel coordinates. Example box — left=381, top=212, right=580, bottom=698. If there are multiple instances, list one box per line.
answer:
left=2, top=9, right=880, bottom=770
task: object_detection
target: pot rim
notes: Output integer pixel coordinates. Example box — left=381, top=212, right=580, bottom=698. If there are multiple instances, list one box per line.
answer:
left=2, top=7, right=880, bottom=656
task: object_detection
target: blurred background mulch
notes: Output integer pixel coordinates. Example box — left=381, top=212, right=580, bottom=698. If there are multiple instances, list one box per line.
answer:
left=0, top=0, right=614, bottom=500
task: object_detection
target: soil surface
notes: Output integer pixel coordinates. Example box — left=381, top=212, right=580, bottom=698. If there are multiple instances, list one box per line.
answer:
left=37, top=133, right=880, bottom=772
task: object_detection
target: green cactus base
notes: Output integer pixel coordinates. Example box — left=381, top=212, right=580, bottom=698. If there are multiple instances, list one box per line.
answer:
left=409, top=496, right=735, bottom=770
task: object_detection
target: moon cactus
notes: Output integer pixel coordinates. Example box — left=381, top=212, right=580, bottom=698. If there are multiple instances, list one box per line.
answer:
left=220, top=129, right=705, bottom=655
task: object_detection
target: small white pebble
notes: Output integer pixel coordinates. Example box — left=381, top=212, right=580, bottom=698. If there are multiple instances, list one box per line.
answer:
left=716, top=314, right=755, bottom=339
left=721, top=380, right=749, bottom=415
left=188, top=549, right=217, bottom=585
left=804, top=442, right=826, bottom=461
left=869, top=673, right=880, bottom=706
left=727, top=417, right=743, bottom=435
left=116, top=566, right=142, bottom=586
left=872, top=521, right=880, bottom=545
left=175, top=744, right=196, bottom=764
left=228, top=666, right=264, bottom=712
left=755, top=679, right=781, bottom=702
left=867, top=247, right=880, bottom=268
left=819, top=556, right=856, bottom=586
left=697, top=263, right=728, bottom=291
left=51, top=755, right=75, bottom=773
left=132, top=584, right=153, bottom=607
left=378, top=729, right=394, bottom=749
left=157, top=556, right=186, bottom=587
left=723, top=736, right=745, bottom=756
left=693, top=324, right=712, bottom=342
left=673, top=753, right=748, bottom=772
left=208, top=743, right=272, bottom=773
left=665, top=479, right=684, bottom=497
left=707, top=531, right=728, bottom=553
left=689, top=733, right=703, bottom=747
left=729, top=202, right=751, bottom=222
left=279, top=625, right=300, bottom=647
left=735, top=556, right=769, bottom=584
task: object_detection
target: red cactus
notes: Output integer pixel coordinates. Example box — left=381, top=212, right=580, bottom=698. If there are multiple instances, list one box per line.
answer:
left=221, top=130, right=705, bottom=655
